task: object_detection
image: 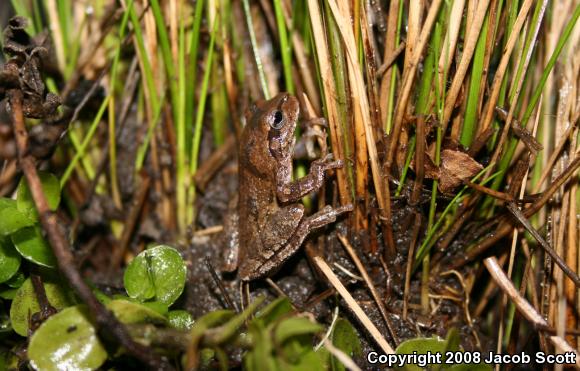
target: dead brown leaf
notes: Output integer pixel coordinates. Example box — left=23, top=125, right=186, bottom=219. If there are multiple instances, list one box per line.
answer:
left=437, top=149, right=483, bottom=194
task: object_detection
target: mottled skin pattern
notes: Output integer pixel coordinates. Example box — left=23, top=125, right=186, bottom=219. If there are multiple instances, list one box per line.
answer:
left=224, top=93, right=352, bottom=281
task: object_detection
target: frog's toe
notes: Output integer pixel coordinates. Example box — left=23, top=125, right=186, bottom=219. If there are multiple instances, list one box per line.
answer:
left=323, top=158, right=344, bottom=170
left=336, top=204, right=354, bottom=214
left=323, top=153, right=335, bottom=161
left=320, top=205, right=333, bottom=212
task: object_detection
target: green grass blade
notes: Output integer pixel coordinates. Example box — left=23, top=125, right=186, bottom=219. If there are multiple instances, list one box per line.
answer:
left=242, top=0, right=270, bottom=98
left=273, top=0, right=294, bottom=94
left=186, top=20, right=218, bottom=227
left=461, top=14, right=488, bottom=147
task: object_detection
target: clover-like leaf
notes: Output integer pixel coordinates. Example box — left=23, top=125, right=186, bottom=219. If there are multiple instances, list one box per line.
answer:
left=6, top=270, right=25, bottom=288
left=395, top=337, right=449, bottom=371
left=0, top=198, right=35, bottom=236
left=17, top=172, right=61, bottom=218
left=124, top=245, right=186, bottom=306
left=255, top=297, right=293, bottom=326
left=11, top=225, right=57, bottom=268
left=330, top=318, right=362, bottom=371
left=0, top=286, right=17, bottom=299
left=10, top=277, right=74, bottom=336
left=186, top=309, right=237, bottom=370
left=106, top=299, right=167, bottom=325
left=274, top=317, right=323, bottom=345
left=0, top=237, right=21, bottom=283
left=28, top=305, right=107, bottom=371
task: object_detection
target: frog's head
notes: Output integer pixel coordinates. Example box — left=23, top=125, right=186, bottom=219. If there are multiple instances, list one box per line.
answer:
left=265, top=93, right=299, bottom=160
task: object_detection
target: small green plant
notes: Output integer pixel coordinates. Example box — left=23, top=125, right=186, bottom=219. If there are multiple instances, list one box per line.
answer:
left=186, top=296, right=361, bottom=371
left=0, top=173, right=60, bottom=271
left=0, top=173, right=356, bottom=370
left=394, top=329, right=492, bottom=371
left=6, top=242, right=190, bottom=369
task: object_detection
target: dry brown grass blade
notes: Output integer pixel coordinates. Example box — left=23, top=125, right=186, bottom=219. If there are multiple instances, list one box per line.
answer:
left=506, top=202, right=580, bottom=287
left=222, top=37, right=242, bottom=138
left=484, top=257, right=580, bottom=369
left=306, top=0, right=351, bottom=206
left=45, top=0, right=65, bottom=71
left=312, top=255, right=395, bottom=355
left=326, top=0, right=395, bottom=251
left=378, top=0, right=401, bottom=127
left=376, top=42, right=405, bottom=76
left=193, top=135, right=236, bottom=192
left=438, top=0, right=466, bottom=93
left=441, top=0, right=491, bottom=132
left=387, top=0, right=443, bottom=170
left=478, top=0, right=534, bottom=134
left=348, top=4, right=370, bottom=234
left=337, top=234, right=399, bottom=345
left=280, top=0, right=321, bottom=113
left=454, top=152, right=580, bottom=267
left=533, top=113, right=579, bottom=193
left=487, top=0, right=547, bottom=169
left=321, top=338, right=362, bottom=371
left=403, top=0, right=422, bottom=76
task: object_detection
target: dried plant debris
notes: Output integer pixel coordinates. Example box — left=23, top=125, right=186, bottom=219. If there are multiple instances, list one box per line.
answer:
left=1, top=17, right=61, bottom=119
left=0, top=17, right=69, bottom=159
left=422, top=149, right=484, bottom=194
left=495, top=106, right=543, bottom=154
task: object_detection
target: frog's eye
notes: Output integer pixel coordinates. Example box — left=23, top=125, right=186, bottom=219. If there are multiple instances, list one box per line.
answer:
left=269, top=110, right=285, bottom=129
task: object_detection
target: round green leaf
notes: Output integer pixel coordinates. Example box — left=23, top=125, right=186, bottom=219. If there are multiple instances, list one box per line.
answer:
left=0, top=313, right=12, bottom=333
left=0, top=238, right=21, bottom=283
left=274, top=317, right=323, bottom=345
left=168, top=310, right=194, bottom=330
left=330, top=318, right=362, bottom=371
left=256, top=297, right=293, bottom=326
left=142, top=300, right=169, bottom=315
left=0, top=198, right=35, bottom=236
left=395, top=337, right=448, bottom=371
left=0, top=286, right=17, bottom=300
left=6, top=270, right=26, bottom=288
left=10, top=277, right=74, bottom=336
left=11, top=226, right=57, bottom=268
left=124, top=245, right=186, bottom=306
left=107, top=299, right=167, bottom=325
left=28, top=305, right=107, bottom=371
left=17, top=172, right=61, bottom=218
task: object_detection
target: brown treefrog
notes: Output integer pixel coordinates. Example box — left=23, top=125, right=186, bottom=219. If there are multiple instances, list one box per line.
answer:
left=223, top=93, right=352, bottom=281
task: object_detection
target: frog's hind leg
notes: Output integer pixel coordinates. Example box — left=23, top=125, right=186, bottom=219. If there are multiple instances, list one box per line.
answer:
left=238, top=204, right=304, bottom=280
left=251, top=204, right=352, bottom=279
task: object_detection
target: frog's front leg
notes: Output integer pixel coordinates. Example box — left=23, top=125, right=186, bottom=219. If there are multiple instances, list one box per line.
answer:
left=244, top=204, right=352, bottom=280
left=277, top=153, right=343, bottom=203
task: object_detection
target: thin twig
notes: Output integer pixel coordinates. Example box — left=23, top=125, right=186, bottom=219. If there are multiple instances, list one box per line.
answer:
left=505, top=203, right=580, bottom=286
left=206, top=259, right=238, bottom=312
left=453, top=153, right=580, bottom=268
left=111, top=174, right=151, bottom=269
left=376, top=42, right=406, bottom=76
